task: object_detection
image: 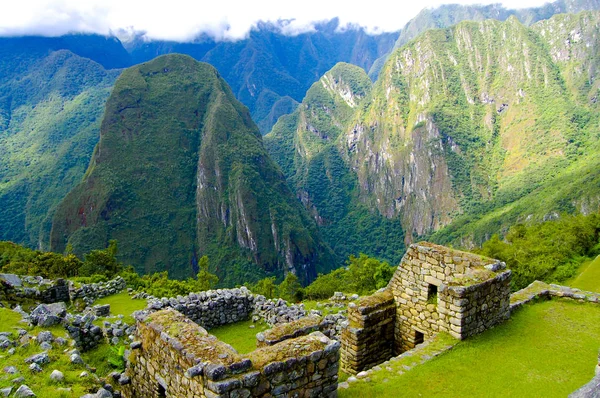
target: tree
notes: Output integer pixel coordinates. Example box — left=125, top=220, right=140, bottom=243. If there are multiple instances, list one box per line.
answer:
left=278, top=273, right=303, bottom=302
left=196, top=256, right=218, bottom=291
left=81, top=240, right=122, bottom=278
left=252, top=277, right=277, bottom=298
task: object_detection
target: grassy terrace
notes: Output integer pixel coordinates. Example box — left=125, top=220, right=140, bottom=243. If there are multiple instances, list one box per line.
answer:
left=570, top=256, right=600, bottom=293
left=340, top=300, right=600, bottom=397
left=93, top=291, right=147, bottom=324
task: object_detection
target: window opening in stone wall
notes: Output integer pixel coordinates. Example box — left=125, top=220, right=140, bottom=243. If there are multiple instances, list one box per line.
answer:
left=158, top=384, right=166, bottom=398
left=414, top=330, right=424, bottom=346
left=427, top=283, right=438, bottom=305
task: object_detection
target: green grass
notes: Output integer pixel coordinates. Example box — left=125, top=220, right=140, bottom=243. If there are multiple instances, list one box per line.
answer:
left=570, top=256, right=600, bottom=293
left=0, top=307, right=26, bottom=332
left=93, top=291, right=147, bottom=324
left=209, top=319, right=269, bottom=354
left=340, top=300, right=600, bottom=397
left=0, top=320, right=110, bottom=396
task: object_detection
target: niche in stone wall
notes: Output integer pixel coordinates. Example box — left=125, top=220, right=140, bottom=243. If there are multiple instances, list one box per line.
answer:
left=158, top=384, right=166, bottom=398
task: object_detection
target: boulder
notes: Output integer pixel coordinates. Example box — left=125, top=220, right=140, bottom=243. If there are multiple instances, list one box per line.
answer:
left=49, top=370, right=64, bottom=382
left=14, top=385, right=35, bottom=397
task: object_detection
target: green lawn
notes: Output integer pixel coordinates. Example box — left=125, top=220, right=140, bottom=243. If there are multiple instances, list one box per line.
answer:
left=209, top=319, right=269, bottom=354
left=570, top=256, right=600, bottom=293
left=340, top=300, right=600, bottom=397
left=93, top=291, right=147, bottom=324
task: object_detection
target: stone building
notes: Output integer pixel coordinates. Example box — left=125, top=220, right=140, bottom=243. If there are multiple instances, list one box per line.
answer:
left=341, top=242, right=511, bottom=374
left=122, top=308, right=340, bottom=398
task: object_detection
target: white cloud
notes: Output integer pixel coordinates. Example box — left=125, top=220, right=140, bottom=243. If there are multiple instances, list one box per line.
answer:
left=0, top=0, right=554, bottom=41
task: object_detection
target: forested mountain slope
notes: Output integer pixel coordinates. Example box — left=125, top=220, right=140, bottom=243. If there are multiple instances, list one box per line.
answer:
left=267, top=12, right=600, bottom=265
left=50, top=54, right=333, bottom=285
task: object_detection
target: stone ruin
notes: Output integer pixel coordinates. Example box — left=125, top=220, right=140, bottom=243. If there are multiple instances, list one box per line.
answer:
left=121, top=308, right=340, bottom=398
left=340, top=242, right=512, bottom=374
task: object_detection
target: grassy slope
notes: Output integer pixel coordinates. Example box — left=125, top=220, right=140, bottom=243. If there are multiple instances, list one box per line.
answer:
left=341, top=300, right=600, bottom=397
left=570, top=256, right=600, bottom=293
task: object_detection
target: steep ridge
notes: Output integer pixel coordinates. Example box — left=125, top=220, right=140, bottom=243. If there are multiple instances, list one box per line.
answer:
left=0, top=50, right=118, bottom=247
left=265, top=63, right=406, bottom=265
left=266, top=11, right=600, bottom=261
left=50, top=54, right=332, bottom=285
left=368, top=0, right=600, bottom=80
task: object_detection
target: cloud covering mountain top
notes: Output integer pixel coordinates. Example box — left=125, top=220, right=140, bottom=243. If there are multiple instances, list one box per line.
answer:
left=1, top=0, right=552, bottom=42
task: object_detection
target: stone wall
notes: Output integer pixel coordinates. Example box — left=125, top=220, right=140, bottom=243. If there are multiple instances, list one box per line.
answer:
left=340, top=290, right=395, bottom=374
left=146, top=287, right=255, bottom=329
left=69, top=276, right=126, bottom=304
left=0, top=274, right=69, bottom=304
left=122, top=309, right=339, bottom=398
left=388, top=242, right=511, bottom=351
left=256, top=313, right=346, bottom=347
left=338, top=242, right=512, bottom=374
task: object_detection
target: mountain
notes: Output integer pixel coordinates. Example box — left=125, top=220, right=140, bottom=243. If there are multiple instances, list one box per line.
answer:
left=368, top=0, right=600, bottom=80
left=124, top=19, right=398, bottom=133
left=50, top=54, right=332, bottom=285
left=0, top=34, right=131, bottom=73
left=266, top=11, right=600, bottom=264
left=0, top=49, right=119, bottom=248
left=265, top=63, right=406, bottom=265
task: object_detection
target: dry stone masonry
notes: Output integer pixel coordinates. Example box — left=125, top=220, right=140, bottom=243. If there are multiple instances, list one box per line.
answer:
left=0, top=274, right=126, bottom=306
left=341, top=242, right=512, bottom=374
left=122, top=308, right=340, bottom=398
left=340, top=290, right=396, bottom=373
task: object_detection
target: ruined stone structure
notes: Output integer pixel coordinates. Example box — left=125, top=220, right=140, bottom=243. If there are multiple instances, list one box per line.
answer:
left=340, top=290, right=396, bottom=373
left=0, top=274, right=125, bottom=305
left=341, top=242, right=512, bottom=374
left=122, top=308, right=340, bottom=398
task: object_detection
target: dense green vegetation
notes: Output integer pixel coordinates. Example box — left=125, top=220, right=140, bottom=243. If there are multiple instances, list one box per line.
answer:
left=341, top=300, right=600, bottom=397
left=49, top=54, right=332, bottom=286
left=265, top=63, right=406, bottom=267
left=477, top=213, right=600, bottom=290
left=368, top=0, right=600, bottom=79
left=0, top=50, right=118, bottom=247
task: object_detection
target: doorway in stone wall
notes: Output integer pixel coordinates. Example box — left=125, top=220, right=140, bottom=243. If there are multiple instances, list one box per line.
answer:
left=157, top=384, right=166, bottom=398
left=414, top=330, right=424, bottom=346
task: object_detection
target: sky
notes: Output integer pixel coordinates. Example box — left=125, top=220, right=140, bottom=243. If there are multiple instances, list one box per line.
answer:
left=0, top=0, right=553, bottom=42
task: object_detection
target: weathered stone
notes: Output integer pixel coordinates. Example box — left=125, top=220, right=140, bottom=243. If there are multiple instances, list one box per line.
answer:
left=49, top=370, right=64, bottom=382
left=14, top=385, right=35, bottom=397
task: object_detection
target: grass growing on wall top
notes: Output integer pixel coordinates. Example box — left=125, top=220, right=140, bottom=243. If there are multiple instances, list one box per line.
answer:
left=340, top=300, right=600, bottom=397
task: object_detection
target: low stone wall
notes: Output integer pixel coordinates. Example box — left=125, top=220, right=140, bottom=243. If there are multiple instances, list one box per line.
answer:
left=122, top=309, right=339, bottom=398
left=69, top=276, right=126, bottom=303
left=340, top=289, right=396, bottom=375
left=0, top=274, right=70, bottom=304
left=252, top=296, right=307, bottom=326
left=510, top=280, right=600, bottom=312
left=146, top=287, right=255, bottom=329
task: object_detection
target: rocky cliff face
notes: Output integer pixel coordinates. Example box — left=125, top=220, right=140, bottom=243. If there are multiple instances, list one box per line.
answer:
left=267, top=11, right=600, bottom=257
left=50, top=54, right=331, bottom=284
